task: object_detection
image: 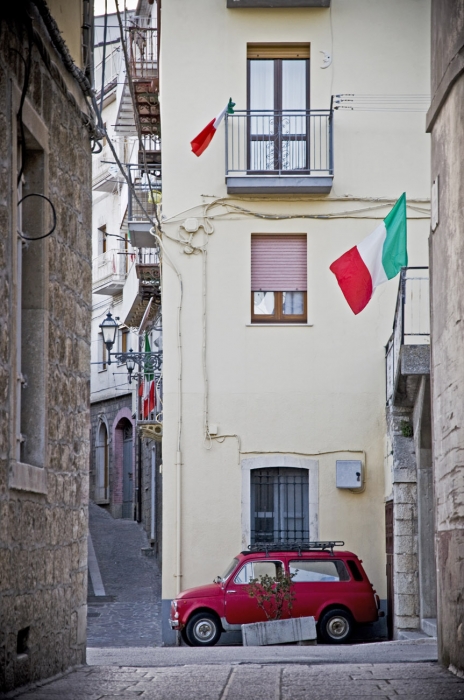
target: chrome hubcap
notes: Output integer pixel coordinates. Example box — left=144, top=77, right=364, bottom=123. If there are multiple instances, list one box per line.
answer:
left=194, top=619, right=216, bottom=641
left=327, top=616, right=348, bottom=638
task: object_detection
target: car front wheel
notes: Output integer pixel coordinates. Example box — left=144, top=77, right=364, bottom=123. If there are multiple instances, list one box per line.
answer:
left=185, top=612, right=222, bottom=647
left=318, top=609, right=354, bottom=644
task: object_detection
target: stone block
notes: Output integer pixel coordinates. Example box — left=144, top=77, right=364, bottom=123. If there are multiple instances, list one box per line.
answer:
left=395, top=593, right=420, bottom=617
left=395, top=572, right=419, bottom=595
left=394, top=553, right=418, bottom=574
left=242, top=616, right=317, bottom=646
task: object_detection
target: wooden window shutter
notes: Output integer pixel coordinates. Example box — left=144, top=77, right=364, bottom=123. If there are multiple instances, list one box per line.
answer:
left=247, top=43, right=310, bottom=59
left=251, top=234, right=307, bottom=291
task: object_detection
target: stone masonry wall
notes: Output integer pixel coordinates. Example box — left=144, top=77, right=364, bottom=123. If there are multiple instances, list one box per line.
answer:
left=429, top=0, right=464, bottom=674
left=0, top=7, right=92, bottom=692
left=90, top=394, right=133, bottom=519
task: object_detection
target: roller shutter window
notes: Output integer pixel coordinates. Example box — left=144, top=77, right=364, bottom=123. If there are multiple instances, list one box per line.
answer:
left=251, top=234, right=307, bottom=323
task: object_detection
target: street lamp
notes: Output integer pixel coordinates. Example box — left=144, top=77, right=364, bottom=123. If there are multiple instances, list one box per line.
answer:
left=125, top=349, right=136, bottom=384
left=99, top=311, right=119, bottom=364
left=98, top=311, right=163, bottom=375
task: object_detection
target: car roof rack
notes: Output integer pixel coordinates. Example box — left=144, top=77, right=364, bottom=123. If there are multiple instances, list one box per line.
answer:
left=243, top=541, right=345, bottom=557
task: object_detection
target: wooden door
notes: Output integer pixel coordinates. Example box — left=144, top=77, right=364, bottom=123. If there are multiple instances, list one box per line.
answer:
left=385, top=500, right=394, bottom=639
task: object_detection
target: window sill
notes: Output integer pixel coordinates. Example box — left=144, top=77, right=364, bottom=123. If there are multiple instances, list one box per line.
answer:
left=246, top=323, right=313, bottom=327
left=9, top=461, right=47, bottom=494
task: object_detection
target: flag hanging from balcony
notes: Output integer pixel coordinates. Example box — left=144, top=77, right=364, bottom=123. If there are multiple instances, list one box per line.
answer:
left=142, top=333, right=156, bottom=418
left=329, top=193, right=407, bottom=315
left=191, top=98, right=235, bottom=157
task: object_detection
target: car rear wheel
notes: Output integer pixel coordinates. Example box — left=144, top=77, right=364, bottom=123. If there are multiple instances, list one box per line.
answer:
left=185, top=612, right=222, bottom=647
left=318, top=609, right=354, bottom=644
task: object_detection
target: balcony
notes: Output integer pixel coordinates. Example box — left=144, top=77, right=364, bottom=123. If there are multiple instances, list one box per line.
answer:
left=225, top=109, right=333, bottom=194
left=92, top=250, right=127, bottom=296
left=128, top=164, right=161, bottom=248
left=128, top=27, right=159, bottom=136
left=121, top=250, right=161, bottom=328
left=227, top=0, right=330, bottom=6
left=386, top=267, right=430, bottom=407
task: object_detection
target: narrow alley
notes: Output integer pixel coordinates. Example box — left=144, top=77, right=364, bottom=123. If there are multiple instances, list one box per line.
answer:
left=87, top=503, right=162, bottom=648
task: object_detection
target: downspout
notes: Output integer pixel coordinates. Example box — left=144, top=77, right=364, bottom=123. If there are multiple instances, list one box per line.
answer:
left=137, top=333, right=142, bottom=522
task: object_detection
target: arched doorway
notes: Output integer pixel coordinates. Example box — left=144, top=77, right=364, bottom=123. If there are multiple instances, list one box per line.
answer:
left=95, top=422, right=109, bottom=504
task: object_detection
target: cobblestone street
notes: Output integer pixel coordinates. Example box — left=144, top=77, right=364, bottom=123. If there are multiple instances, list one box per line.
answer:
left=6, top=655, right=464, bottom=700
left=87, top=503, right=162, bottom=647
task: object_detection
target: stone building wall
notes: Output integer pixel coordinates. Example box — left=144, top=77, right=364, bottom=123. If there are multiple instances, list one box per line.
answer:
left=90, top=394, right=133, bottom=519
left=428, top=0, right=464, bottom=674
left=0, top=4, right=93, bottom=692
left=140, top=438, right=162, bottom=558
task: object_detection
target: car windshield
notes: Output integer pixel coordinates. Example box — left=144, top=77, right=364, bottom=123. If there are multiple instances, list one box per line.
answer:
left=221, top=558, right=239, bottom=581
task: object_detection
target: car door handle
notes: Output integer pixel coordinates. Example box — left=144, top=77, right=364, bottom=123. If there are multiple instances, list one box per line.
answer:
left=226, top=590, right=236, bottom=594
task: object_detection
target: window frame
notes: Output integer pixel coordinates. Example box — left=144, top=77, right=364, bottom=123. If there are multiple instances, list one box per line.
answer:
left=234, top=559, right=284, bottom=585
left=251, top=290, right=307, bottom=324
left=289, top=559, right=351, bottom=583
left=247, top=48, right=311, bottom=174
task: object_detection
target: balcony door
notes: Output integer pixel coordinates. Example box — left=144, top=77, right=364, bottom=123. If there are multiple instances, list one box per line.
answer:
left=247, top=44, right=310, bottom=173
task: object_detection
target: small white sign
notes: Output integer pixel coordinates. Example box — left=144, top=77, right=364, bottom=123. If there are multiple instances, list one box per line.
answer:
left=431, top=176, right=439, bottom=232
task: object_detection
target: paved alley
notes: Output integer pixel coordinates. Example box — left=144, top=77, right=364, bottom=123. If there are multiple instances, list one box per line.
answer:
left=87, top=503, right=162, bottom=647
left=6, top=641, right=464, bottom=700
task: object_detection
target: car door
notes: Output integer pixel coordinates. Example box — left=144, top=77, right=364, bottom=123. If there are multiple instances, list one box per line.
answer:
left=289, top=558, right=351, bottom=620
left=224, top=559, right=284, bottom=624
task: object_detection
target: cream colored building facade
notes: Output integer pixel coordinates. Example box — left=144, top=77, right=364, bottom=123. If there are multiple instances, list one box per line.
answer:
left=159, top=0, right=430, bottom=643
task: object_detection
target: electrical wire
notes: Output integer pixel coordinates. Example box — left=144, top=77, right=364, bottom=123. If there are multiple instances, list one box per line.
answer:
left=17, top=194, right=57, bottom=241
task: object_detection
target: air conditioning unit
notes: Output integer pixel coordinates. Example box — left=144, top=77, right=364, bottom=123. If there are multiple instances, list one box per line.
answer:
left=139, top=423, right=163, bottom=441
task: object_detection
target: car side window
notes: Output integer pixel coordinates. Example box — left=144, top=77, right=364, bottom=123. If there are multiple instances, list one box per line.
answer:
left=289, top=559, right=350, bottom=582
left=234, top=560, right=282, bottom=584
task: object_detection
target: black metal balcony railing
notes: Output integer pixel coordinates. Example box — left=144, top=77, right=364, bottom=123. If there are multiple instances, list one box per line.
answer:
left=127, top=163, right=161, bottom=223
left=225, top=109, right=333, bottom=176
left=386, top=267, right=430, bottom=404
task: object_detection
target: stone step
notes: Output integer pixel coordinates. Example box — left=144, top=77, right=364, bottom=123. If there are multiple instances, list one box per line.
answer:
left=421, top=618, right=437, bottom=637
left=397, top=629, right=429, bottom=641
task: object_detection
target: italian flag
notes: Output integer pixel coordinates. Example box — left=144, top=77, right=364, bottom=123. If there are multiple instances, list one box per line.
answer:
left=330, top=193, right=407, bottom=315
left=141, top=333, right=155, bottom=419
left=191, top=99, right=235, bottom=157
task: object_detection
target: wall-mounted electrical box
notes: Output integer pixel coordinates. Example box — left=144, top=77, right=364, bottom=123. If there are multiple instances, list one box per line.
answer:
left=336, top=460, right=363, bottom=490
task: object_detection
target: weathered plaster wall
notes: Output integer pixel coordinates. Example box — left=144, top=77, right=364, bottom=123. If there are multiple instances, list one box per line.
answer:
left=0, top=10, right=92, bottom=692
left=429, top=0, right=464, bottom=674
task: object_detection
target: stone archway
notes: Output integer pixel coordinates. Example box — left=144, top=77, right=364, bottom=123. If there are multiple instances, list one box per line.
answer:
left=112, top=408, right=136, bottom=519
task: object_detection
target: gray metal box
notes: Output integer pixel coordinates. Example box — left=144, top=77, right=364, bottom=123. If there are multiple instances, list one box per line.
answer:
left=336, top=460, right=363, bottom=489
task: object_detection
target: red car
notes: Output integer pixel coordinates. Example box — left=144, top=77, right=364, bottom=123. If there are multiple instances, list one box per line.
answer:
left=170, top=542, right=381, bottom=646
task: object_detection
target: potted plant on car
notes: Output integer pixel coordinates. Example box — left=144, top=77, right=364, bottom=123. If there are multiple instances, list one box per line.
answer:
left=242, top=569, right=316, bottom=646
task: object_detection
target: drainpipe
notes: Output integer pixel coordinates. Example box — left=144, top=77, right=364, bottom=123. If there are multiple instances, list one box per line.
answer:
left=137, top=333, right=142, bottom=523
left=176, top=450, right=182, bottom=596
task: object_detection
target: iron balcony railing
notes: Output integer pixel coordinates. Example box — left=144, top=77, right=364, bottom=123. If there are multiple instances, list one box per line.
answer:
left=386, top=267, right=430, bottom=404
left=127, top=163, right=161, bottom=223
left=94, top=45, right=122, bottom=96
left=128, top=27, right=157, bottom=79
left=92, top=249, right=127, bottom=288
left=225, top=109, right=333, bottom=176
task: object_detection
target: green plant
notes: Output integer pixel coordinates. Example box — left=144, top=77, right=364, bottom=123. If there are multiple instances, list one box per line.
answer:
left=247, top=570, right=296, bottom=621
left=400, top=420, right=413, bottom=438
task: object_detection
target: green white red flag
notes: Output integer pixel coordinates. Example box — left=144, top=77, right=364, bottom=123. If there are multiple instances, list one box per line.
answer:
left=329, top=193, right=408, bottom=315
left=191, top=99, right=235, bottom=156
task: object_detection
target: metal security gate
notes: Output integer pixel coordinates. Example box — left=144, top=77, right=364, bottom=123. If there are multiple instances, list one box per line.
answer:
left=122, top=425, right=133, bottom=519
left=250, top=467, right=309, bottom=544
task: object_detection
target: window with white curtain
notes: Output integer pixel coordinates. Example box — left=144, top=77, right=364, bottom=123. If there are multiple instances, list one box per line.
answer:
left=251, top=234, right=307, bottom=323
left=247, top=44, right=310, bottom=172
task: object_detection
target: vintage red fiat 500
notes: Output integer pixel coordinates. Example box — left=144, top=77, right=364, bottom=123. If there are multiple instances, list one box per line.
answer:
left=170, top=542, right=381, bottom=646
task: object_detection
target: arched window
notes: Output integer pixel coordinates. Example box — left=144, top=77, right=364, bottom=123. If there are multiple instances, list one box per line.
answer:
left=95, top=422, right=109, bottom=503
left=250, top=467, right=309, bottom=544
